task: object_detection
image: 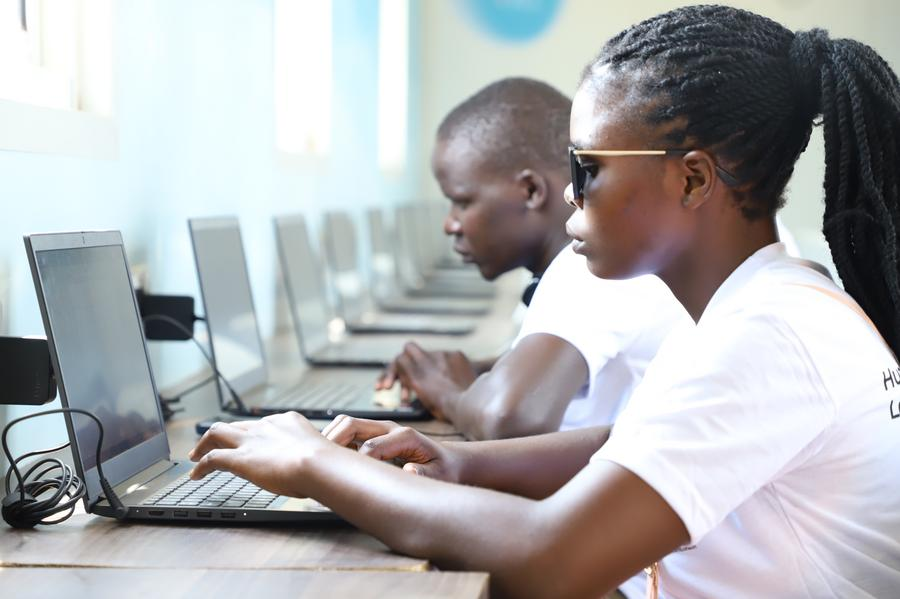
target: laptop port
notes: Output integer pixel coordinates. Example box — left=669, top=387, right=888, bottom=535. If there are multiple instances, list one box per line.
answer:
left=220, top=512, right=236, bottom=519
left=197, top=510, right=212, bottom=518
left=148, top=510, right=165, bottom=516
left=173, top=510, right=189, bottom=518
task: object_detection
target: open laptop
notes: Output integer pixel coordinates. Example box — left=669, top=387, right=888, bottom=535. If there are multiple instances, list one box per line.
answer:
left=190, top=217, right=420, bottom=378
left=365, top=208, right=492, bottom=316
left=393, top=203, right=497, bottom=299
left=24, top=230, right=339, bottom=523
left=294, top=212, right=477, bottom=336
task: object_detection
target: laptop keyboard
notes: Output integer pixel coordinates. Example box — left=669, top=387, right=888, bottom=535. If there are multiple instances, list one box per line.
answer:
left=142, top=471, right=279, bottom=509
left=269, top=382, right=365, bottom=409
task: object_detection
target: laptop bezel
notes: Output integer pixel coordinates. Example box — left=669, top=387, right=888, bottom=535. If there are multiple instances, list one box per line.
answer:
left=24, top=230, right=171, bottom=509
left=273, top=214, right=335, bottom=359
left=188, top=217, right=270, bottom=401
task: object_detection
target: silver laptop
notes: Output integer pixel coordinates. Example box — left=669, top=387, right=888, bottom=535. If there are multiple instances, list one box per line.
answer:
left=365, top=208, right=492, bottom=316
left=313, top=211, right=477, bottom=336
left=190, top=217, right=417, bottom=380
left=24, top=230, right=337, bottom=523
left=394, top=203, right=497, bottom=299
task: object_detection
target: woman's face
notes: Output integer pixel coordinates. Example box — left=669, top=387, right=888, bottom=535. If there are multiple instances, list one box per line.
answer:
left=566, top=71, right=695, bottom=280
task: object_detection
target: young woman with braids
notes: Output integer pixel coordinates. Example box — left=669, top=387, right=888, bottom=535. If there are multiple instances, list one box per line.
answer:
left=187, top=6, right=900, bottom=597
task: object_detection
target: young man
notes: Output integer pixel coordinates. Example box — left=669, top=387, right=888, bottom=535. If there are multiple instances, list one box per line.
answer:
left=376, top=78, right=687, bottom=440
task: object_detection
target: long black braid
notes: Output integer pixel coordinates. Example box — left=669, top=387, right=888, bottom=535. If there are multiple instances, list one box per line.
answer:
left=583, top=5, right=900, bottom=356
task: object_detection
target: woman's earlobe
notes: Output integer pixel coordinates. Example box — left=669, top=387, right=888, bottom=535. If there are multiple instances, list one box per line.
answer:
left=681, top=192, right=706, bottom=209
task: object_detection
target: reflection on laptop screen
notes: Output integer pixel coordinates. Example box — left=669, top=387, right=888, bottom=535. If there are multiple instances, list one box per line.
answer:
left=189, top=219, right=266, bottom=389
left=274, top=217, right=331, bottom=354
left=35, top=245, right=163, bottom=470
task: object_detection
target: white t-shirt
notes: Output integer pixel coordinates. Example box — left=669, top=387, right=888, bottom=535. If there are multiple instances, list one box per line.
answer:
left=513, top=243, right=688, bottom=430
left=595, top=243, right=900, bottom=598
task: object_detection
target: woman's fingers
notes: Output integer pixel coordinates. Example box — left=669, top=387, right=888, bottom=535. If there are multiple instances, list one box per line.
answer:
left=188, top=422, right=248, bottom=461
left=189, top=447, right=240, bottom=480
left=358, top=426, right=435, bottom=463
left=322, top=415, right=399, bottom=447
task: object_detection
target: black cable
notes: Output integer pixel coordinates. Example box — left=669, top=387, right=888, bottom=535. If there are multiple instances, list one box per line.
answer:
left=2, top=408, right=126, bottom=528
left=141, top=314, right=249, bottom=414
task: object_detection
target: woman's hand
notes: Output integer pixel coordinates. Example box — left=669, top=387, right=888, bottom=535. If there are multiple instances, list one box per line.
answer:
left=188, top=412, right=330, bottom=497
left=322, top=415, right=464, bottom=483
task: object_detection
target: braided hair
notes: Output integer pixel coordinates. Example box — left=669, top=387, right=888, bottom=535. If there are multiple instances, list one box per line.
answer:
left=582, top=5, right=900, bottom=356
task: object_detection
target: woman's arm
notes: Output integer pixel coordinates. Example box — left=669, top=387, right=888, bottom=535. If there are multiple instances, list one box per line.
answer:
left=323, top=416, right=610, bottom=498
left=190, top=414, right=688, bottom=598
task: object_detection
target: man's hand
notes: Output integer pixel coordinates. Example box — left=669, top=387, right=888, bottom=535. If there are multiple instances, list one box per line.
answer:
left=322, top=415, right=463, bottom=483
left=188, top=412, right=330, bottom=497
left=374, top=342, right=478, bottom=420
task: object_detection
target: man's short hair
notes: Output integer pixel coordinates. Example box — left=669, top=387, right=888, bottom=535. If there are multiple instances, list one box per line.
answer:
left=437, top=77, right=572, bottom=175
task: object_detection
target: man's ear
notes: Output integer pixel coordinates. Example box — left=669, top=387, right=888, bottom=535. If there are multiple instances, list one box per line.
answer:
left=516, top=169, right=549, bottom=210
left=678, top=151, right=717, bottom=210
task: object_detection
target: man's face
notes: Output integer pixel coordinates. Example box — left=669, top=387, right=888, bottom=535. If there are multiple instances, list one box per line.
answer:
left=431, top=135, right=533, bottom=280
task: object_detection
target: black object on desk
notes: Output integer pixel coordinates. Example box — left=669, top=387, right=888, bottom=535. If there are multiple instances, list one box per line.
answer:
left=0, top=336, right=56, bottom=405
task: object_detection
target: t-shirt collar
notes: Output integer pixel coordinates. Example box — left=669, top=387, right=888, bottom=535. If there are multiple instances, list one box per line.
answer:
left=699, top=242, right=787, bottom=322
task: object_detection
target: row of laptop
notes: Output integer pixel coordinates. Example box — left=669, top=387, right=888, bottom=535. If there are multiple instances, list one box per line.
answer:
left=191, top=212, right=492, bottom=420
left=21, top=204, right=504, bottom=523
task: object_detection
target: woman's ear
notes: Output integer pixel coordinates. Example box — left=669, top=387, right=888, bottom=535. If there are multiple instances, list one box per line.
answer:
left=679, top=151, right=717, bottom=210
left=516, top=170, right=549, bottom=210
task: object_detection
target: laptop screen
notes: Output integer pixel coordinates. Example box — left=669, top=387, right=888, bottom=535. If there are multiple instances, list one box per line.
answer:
left=322, top=212, right=369, bottom=322
left=30, top=240, right=165, bottom=473
left=273, top=215, right=331, bottom=355
left=189, top=218, right=266, bottom=393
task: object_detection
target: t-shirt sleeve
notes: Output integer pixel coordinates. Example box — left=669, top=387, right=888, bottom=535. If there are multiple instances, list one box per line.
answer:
left=593, top=311, right=837, bottom=544
left=514, top=249, right=644, bottom=368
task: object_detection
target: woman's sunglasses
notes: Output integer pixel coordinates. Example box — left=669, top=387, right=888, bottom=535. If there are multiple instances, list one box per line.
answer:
left=568, top=146, right=739, bottom=204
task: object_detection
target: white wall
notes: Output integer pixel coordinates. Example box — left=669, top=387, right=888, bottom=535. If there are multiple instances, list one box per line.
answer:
left=415, top=0, right=900, bottom=274
left=0, top=0, right=420, bottom=459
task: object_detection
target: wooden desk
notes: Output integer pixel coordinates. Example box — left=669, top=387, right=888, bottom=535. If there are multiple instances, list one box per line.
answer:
left=0, top=385, right=482, bottom=597
left=0, top=271, right=522, bottom=596
left=2, top=568, right=489, bottom=599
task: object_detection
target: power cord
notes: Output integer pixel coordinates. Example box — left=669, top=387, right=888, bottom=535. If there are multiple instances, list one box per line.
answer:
left=2, top=408, right=127, bottom=528
left=141, top=314, right=249, bottom=414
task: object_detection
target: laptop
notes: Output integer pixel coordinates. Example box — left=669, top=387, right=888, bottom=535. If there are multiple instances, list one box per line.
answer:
left=365, top=208, right=492, bottom=316
left=24, top=230, right=338, bottom=523
left=393, top=203, right=497, bottom=299
left=189, top=217, right=422, bottom=378
left=297, top=211, right=477, bottom=336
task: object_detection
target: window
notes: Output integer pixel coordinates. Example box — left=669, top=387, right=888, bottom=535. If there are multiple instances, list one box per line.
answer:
left=377, top=0, right=409, bottom=172
left=274, top=0, right=332, bottom=157
left=0, top=0, right=115, bottom=157
left=0, top=1, right=72, bottom=109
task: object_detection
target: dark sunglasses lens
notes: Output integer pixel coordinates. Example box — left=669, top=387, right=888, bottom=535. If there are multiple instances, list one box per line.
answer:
left=568, top=150, right=585, bottom=200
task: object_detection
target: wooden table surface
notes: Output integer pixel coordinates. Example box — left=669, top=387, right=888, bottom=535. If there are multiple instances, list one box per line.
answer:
left=0, top=407, right=485, bottom=598
left=0, top=269, right=526, bottom=597
left=1, top=568, right=489, bottom=599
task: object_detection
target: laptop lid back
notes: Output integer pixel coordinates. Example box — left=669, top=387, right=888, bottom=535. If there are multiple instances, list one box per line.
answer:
left=365, top=209, right=401, bottom=300
left=24, top=231, right=169, bottom=506
left=321, top=211, right=370, bottom=321
left=188, top=217, right=267, bottom=395
left=273, top=215, right=332, bottom=356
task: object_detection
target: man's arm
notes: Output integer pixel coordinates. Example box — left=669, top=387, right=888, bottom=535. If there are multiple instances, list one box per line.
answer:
left=376, top=334, right=587, bottom=439
left=468, top=356, right=498, bottom=374
left=447, top=333, right=588, bottom=440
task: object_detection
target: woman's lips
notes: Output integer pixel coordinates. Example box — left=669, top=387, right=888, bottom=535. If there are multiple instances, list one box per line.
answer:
left=570, top=239, right=585, bottom=254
